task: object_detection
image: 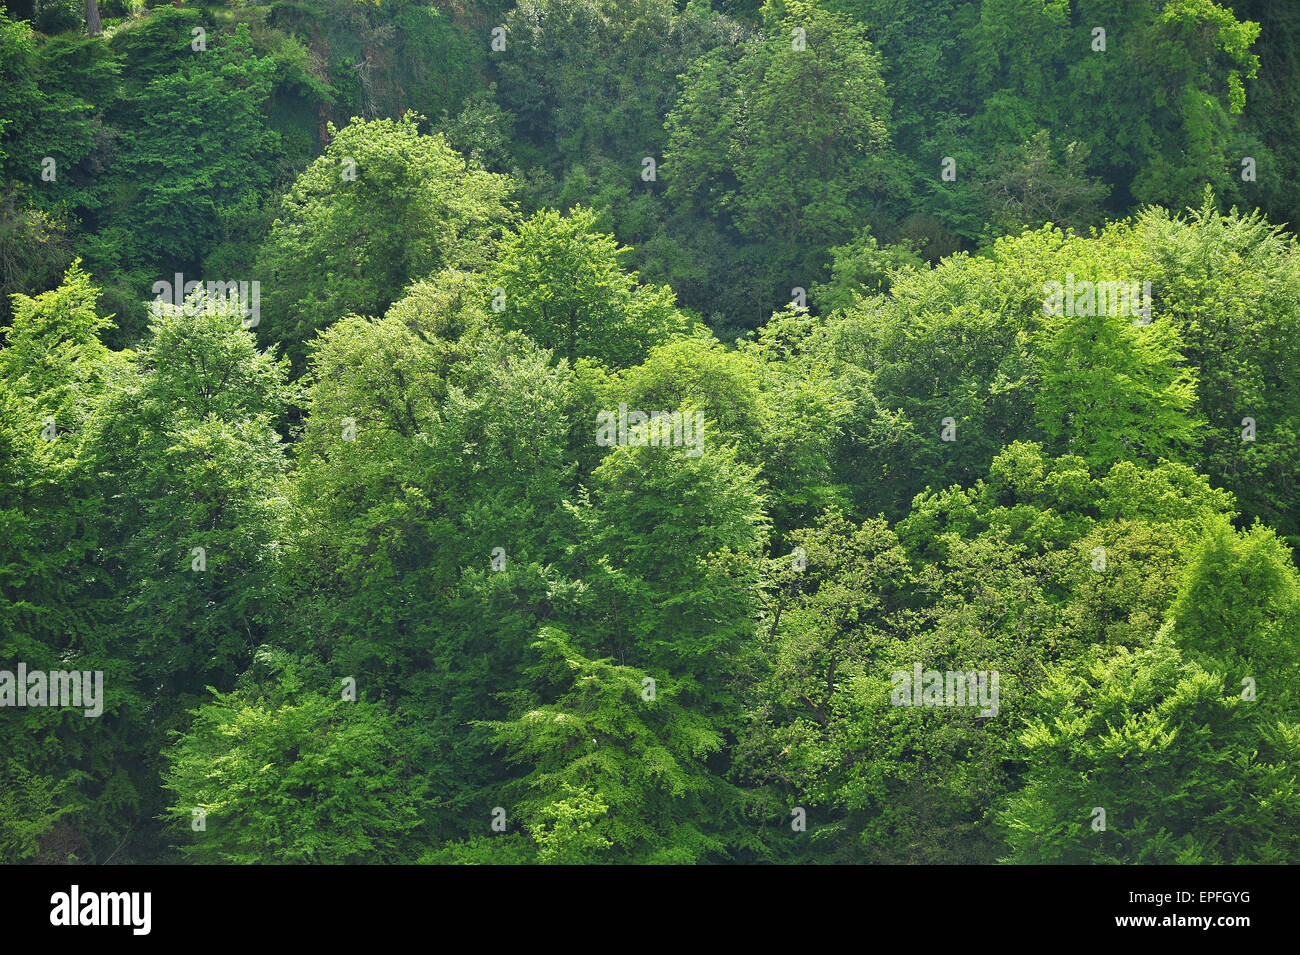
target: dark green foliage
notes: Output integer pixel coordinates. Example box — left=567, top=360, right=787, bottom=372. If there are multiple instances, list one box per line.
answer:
left=111, top=25, right=277, bottom=271
left=662, top=0, right=896, bottom=328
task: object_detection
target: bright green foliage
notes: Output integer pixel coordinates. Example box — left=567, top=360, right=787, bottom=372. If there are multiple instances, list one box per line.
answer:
left=162, top=650, right=426, bottom=864
left=0, top=374, right=95, bottom=863
left=733, top=311, right=855, bottom=537
left=282, top=277, right=580, bottom=840
left=811, top=229, right=926, bottom=313
left=0, top=260, right=118, bottom=427
left=824, top=201, right=1300, bottom=540
left=255, top=113, right=514, bottom=369
left=825, top=228, right=1056, bottom=518
left=0, top=265, right=144, bottom=863
left=0, top=764, right=73, bottom=863
left=481, top=628, right=750, bottom=864
left=740, top=444, right=1246, bottom=863
left=490, top=206, right=691, bottom=368
left=417, top=833, right=538, bottom=865
left=1032, top=304, right=1199, bottom=469
left=81, top=289, right=292, bottom=697
left=1137, top=198, right=1300, bottom=541
left=1169, top=520, right=1300, bottom=674
left=610, top=315, right=852, bottom=537
left=1002, top=632, right=1300, bottom=863
left=3, top=0, right=1300, bottom=869
left=568, top=439, right=768, bottom=696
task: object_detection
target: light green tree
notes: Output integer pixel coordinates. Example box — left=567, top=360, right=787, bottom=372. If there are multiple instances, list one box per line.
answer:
left=255, top=114, right=513, bottom=370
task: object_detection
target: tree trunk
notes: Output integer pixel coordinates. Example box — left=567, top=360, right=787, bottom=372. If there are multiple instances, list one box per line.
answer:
left=85, top=0, right=102, bottom=38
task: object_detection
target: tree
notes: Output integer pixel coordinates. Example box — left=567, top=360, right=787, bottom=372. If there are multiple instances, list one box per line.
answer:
left=109, top=24, right=278, bottom=273
left=740, top=443, right=1245, bottom=863
left=969, top=0, right=1261, bottom=212
left=1135, top=197, right=1300, bottom=543
left=605, top=312, right=853, bottom=539
left=496, top=0, right=719, bottom=170
left=0, top=259, right=118, bottom=426
left=568, top=437, right=768, bottom=697
left=1169, top=520, right=1300, bottom=675
left=255, top=113, right=513, bottom=370
left=0, top=186, right=73, bottom=325
left=490, top=206, right=691, bottom=369
left=479, top=628, right=752, bottom=863
left=282, top=276, right=581, bottom=843
left=975, top=131, right=1111, bottom=234
left=163, top=650, right=426, bottom=864
left=1002, top=632, right=1300, bottom=864
left=1032, top=294, right=1199, bottom=469
left=663, top=0, right=895, bottom=326
left=820, top=198, right=1300, bottom=537
left=811, top=227, right=925, bottom=314
left=80, top=286, right=293, bottom=700
left=0, top=264, right=143, bottom=863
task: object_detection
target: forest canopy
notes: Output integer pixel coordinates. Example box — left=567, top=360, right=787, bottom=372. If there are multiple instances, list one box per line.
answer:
left=1, top=0, right=1298, bottom=865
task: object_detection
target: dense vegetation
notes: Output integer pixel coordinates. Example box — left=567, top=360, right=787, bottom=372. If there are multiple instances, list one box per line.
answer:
left=1, top=0, right=1298, bottom=864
